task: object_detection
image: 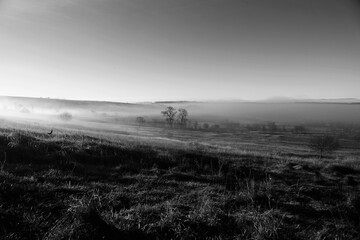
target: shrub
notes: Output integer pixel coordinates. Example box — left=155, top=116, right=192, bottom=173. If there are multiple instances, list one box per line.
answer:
left=293, top=125, right=306, bottom=134
left=59, top=112, right=73, bottom=122
left=309, top=135, right=340, bottom=158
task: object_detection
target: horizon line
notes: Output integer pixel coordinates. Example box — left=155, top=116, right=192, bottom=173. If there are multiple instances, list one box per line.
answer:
left=1, top=95, right=360, bottom=104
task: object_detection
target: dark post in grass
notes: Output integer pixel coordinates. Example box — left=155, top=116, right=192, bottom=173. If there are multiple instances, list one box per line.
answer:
left=309, top=135, right=340, bottom=159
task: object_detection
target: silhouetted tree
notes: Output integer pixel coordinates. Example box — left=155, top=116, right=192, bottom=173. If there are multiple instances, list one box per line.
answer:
left=136, top=117, right=146, bottom=127
left=161, top=106, right=177, bottom=127
left=177, top=108, right=188, bottom=127
left=309, top=135, right=340, bottom=158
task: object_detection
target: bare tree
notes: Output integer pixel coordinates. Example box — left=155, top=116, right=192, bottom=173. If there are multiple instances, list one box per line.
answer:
left=136, top=117, right=146, bottom=127
left=177, top=108, right=188, bottom=127
left=194, top=121, right=198, bottom=129
left=309, top=135, right=340, bottom=158
left=161, top=106, right=177, bottom=127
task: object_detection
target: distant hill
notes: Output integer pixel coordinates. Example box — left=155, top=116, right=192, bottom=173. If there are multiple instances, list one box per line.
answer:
left=0, top=95, right=160, bottom=116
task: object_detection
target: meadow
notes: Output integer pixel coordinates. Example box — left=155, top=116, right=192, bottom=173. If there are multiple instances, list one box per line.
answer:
left=1, top=96, right=360, bottom=240
left=0, top=114, right=360, bottom=240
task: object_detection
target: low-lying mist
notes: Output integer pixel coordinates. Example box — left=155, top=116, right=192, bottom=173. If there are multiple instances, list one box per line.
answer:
left=1, top=96, right=360, bottom=133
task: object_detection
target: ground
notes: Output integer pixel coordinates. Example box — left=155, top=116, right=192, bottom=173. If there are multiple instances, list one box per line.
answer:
left=0, top=119, right=360, bottom=240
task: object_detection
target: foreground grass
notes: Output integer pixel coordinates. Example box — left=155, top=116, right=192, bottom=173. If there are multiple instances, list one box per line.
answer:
left=0, top=128, right=359, bottom=240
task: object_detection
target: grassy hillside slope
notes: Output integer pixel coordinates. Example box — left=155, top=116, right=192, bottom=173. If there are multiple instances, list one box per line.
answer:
left=0, top=125, right=360, bottom=240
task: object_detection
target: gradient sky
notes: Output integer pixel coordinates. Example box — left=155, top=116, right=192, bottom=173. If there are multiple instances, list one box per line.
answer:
left=0, top=0, right=359, bottom=102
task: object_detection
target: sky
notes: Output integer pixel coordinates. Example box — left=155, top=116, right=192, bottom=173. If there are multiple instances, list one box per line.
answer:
left=0, top=0, right=359, bottom=102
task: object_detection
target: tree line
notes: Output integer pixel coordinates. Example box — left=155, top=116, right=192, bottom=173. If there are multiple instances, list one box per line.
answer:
left=135, top=106, right=189, bottom=128
left=161, top=106, right=188, bottom=127
left=135, top=107, right=346, bottom=159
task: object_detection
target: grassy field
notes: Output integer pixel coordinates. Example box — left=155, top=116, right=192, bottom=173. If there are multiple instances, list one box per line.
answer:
left=0, top=119, right=360, bottom=240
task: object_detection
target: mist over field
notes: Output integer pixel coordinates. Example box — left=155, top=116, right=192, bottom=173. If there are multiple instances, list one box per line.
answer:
left=1, top=96, right=360, bottom=127
left=1, top=95, right=360, bottom=240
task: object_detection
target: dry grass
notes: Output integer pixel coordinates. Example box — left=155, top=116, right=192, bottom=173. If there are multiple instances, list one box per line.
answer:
left=0, top=124, right=359, bottom=240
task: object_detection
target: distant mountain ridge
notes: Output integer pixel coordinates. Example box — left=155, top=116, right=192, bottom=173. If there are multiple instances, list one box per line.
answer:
left=1, top=95, right=360, bottom=105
